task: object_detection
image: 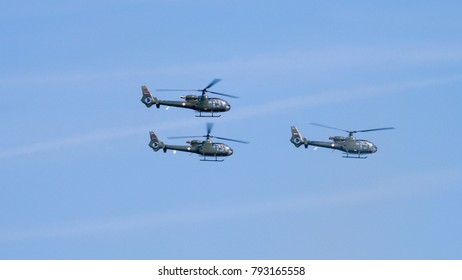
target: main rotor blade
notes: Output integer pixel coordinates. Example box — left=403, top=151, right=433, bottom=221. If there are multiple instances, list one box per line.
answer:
left=156, top=89, right=197, bottom=92
left=212, top=136, right=249, bottom=144
left=207, top=90, right=239, bottom=98
left=156, top=79, right=239, bottom=98
left=204, top=79, right=221, bottom=90
left=310, top=123, right=348, bottom=132
left=206, top=122, right=214, bottom=136
left=167, top=135, right=203, bottom=139
left=353, top=127, right=395, bottom=133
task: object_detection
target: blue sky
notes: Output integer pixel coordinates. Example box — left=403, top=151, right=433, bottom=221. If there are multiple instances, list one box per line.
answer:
left=1, top=0, right=461, bottom=259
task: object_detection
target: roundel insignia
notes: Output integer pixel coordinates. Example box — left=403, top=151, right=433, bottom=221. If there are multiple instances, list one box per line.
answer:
left=294, top=137, right=301, bottom=144
left=153, top=142, right=159, bottom=148
left=145, top=97, right=152, bottom=103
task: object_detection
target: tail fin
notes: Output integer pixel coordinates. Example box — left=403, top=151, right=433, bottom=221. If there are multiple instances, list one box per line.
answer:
left=149, top=131, right=165, bottom=152
left=290, top=126, right=309, bottom=148
left=141, top=86, right=160, bottom=108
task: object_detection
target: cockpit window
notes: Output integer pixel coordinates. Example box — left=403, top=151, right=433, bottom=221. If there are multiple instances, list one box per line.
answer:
left=356, top=140, right=371, bottom=149
left=209, top=99, right=223, bottom=108
left=213, top=143, right=225, bottom=152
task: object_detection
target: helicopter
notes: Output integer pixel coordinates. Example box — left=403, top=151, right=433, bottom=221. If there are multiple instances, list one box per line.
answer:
left=141, top=79, right=237, bottom=117
left=148, top=123, right=248, bottom=162
left=290, top=123, right=394, bottom=159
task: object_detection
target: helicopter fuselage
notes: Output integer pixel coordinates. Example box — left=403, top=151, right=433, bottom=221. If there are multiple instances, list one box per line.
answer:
left=290, top=127, right=377, bottom=155
left=148, top=123, right=246, bottom=161
left=175, top=95, right=231, bottom=112
left=149, top=132, right=234, bottom=161
left=162, top=140, right=234, bottom=157
left=308, top=137, right=378, bottom=155
left=144, top=93, right=230, bottom=113
left=141, top=83, right=234, bottom=117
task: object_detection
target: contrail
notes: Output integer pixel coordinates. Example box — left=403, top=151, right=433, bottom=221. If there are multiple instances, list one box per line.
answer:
left=0, top=74, right=461, bottom=159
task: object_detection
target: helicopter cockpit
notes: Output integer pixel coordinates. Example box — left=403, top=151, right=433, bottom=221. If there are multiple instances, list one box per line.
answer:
left=356, top=140, right=377, bottom=153
left=213, top=143, right=233, bottom=155
left=209, top=98, right=231, bottom=111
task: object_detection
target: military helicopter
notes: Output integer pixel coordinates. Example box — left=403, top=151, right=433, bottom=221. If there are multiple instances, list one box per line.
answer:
left=148, top=123, right=248, bottom=161
left=141, top=79, right=237, bottom=117
left=290, top=123, right=394, bottom=158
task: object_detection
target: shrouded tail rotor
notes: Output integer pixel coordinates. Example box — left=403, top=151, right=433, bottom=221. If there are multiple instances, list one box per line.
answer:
left=141, top=86, right=160, bottom=108
left=290, top=126, right=309, bottom=148
left=149, top=131, right=165, bottom=152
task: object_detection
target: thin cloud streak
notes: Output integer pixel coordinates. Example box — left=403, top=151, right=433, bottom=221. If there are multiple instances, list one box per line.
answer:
left=0, top=167, right=459, bottom=241
left=248, top=74, right=462, bottom=113
left=1, top=74, right=461, bottom=159
left=161, top=46, right=462, bottom=77
left=2, top=46, right=462, bottom=87
left=0, top=119, right=197, bottom=159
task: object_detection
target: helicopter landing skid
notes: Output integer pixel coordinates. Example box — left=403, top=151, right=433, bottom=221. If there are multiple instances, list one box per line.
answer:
left=343, top=153, right=367, bottom=159
left=200, top=159, right=224, bottom=162
left=195, top=114, right=221, bottom=118
left=195, top=111, right=221, bottom=117
left=200, top=158, right=224, bottom=162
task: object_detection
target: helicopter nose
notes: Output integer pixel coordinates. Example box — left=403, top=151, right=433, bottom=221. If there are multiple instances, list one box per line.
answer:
left=225, top=104, right=231, bottom=111
left=372, top=146, right=378, bottom=153
left=228, top=149, right=233, bottom=155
